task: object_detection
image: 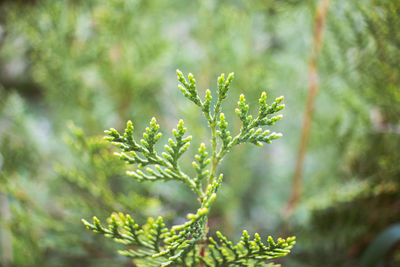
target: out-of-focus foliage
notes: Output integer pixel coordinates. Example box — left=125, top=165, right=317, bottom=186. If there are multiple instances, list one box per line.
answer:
left=0, top=90, right=47, bottom=266
left=0, top=88, right=162, bottom=266
left=0, top=0, right=399, bottom=266
left=1, top=0, right=170, bottom=265
left=2, top=0, right=169, bottom=132
left=288, top=1, right=400, bottom=266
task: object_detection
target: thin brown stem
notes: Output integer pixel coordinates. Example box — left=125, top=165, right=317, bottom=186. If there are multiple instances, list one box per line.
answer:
left=284, top=0, right=330, bottom=218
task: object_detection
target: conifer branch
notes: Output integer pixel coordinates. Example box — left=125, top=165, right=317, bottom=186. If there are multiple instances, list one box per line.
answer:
left=203, top=231, right=295, bottom=266
left=83, top=70, right=294, bottom=266
left=105, top=117, right=202, bottom=197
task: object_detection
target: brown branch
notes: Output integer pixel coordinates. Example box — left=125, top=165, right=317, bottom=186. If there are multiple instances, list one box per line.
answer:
left=284, top=0, right=330, bottom=218
left=199, top=219, right=209, bottom=267
left=199, top=240, right=206, bottom=267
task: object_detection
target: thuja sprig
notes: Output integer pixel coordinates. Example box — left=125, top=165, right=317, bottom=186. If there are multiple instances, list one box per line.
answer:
left=83, top=70, right=295, bottom=266
left=203, top=231, right=296, bottom=266
left=105, top=118, right=201, bottom=196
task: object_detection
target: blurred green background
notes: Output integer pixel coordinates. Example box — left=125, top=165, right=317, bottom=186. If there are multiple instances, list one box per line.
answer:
left=0, top=0, right=399, bottom=266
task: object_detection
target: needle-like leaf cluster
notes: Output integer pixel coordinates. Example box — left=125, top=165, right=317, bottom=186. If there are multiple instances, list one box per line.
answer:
left=82, top=70, right=295, bottom=266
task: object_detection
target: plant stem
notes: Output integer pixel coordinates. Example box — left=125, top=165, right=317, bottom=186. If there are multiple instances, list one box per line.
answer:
left=209, top=121, right=218, bottom=185
left=284, top=0, right=330, bottom=218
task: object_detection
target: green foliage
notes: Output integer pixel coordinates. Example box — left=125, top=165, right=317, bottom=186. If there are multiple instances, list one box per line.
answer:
left=83, top=70, right=294, bottom=266
left=0, top=90, right=49, bottom=266
left=1, top=1, right=170, bottom=265
left=0, top=89, right=161, bottom=266
left=3, top=0, right=398, bottom=266
left=59, top=122, right=160, bottom=215
left=205, top=231, right=295, bottom=267
left=2, top=0, right=169, bottom=132
left=288, top=1, right=400, bottom=266
left=0, top=4, right=302, bottom=265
